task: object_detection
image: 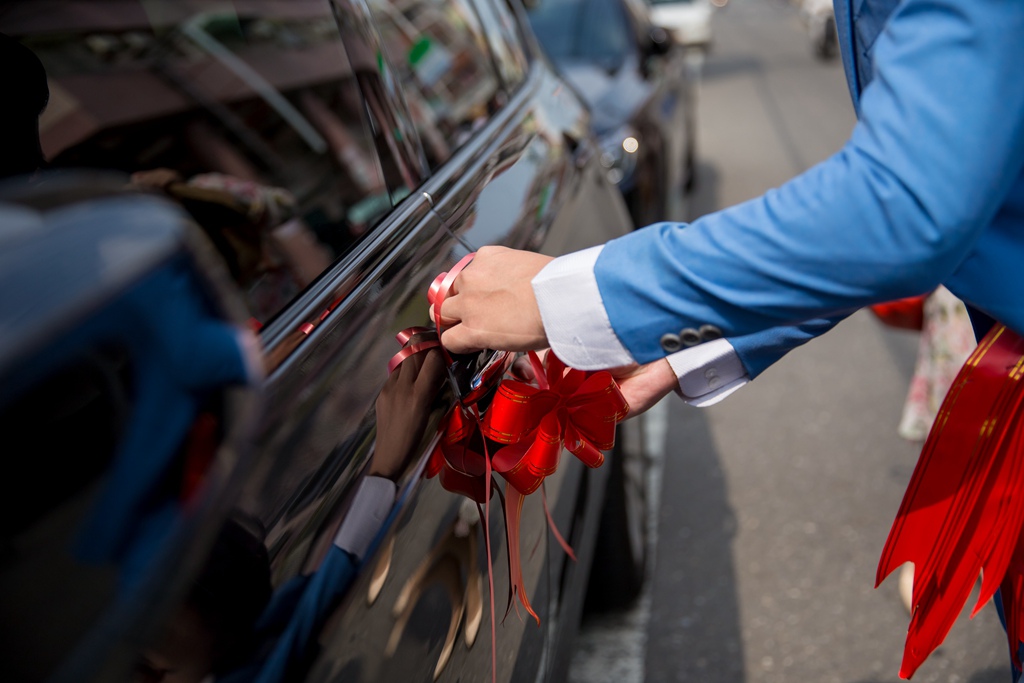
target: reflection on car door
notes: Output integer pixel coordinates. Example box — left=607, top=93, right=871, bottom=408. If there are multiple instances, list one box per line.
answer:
left=298, top=0, right=555, bottom=679
left=0, top=0, right=637, bottom=680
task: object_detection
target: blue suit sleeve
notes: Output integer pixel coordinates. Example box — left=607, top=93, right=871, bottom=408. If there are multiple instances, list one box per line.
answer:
left=594, top=0, right=1024, bottom=365
left=730, top=314, right=850, bottom=379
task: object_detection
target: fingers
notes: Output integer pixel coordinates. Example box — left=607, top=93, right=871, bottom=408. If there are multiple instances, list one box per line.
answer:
left=510, top=356, right=537, bottom=382
left=428, top=303, right=455, bottom=328
left=434, top=294, right=462, bottom=328
left=439, top=322, right=483, bottom=355
left=429, top=253, right=470, bottom=322
left=431, top=270, right=468, bottom=344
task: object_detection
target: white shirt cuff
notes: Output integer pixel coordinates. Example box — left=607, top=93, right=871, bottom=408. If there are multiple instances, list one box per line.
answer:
left=333, top=476, right=396, bottom=560
left=531, top=245, right=634, bottom=370
left=234, top=327, right=265, bottom=384
left=666, top=338, right=750, bottom=407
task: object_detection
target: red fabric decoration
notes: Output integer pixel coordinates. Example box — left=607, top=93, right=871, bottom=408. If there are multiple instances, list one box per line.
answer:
left=869, top=294, right=929, bottom=331
left=877, top=324, right=1024, bottom=678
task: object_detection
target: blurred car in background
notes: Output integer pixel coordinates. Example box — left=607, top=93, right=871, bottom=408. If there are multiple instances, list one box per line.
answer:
left=647, top=0, right=715, bottom=52
left=0, top=1, right=651, bottom=681
left=526, top=0, right=697, bottom=229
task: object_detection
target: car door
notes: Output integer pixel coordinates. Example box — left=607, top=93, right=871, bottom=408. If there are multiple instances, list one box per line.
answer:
left=0, top=0, right=634, bottom=681
left=1, top=3, right=465, bottom=681
left=407, top=4, right=641, bottom=681
left=292, top=1, right=631, bottom=681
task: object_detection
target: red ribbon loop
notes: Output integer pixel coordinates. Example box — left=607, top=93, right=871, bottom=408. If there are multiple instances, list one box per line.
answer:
left=386, top=333, right=440, bottom=374
left=429, top=253, right=475, bottom=336
left=419, top=350, right=628, bottom=630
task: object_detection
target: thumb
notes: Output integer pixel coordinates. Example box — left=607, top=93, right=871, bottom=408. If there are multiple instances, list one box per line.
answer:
left=510, top=355, right=538, bottom=382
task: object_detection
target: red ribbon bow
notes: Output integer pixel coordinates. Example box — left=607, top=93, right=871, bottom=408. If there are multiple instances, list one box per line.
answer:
left=418, top=350, right=626, bottom=622
left=483, top=351, right=628, bottom=495
left=424, top=404, right=491, bottom=504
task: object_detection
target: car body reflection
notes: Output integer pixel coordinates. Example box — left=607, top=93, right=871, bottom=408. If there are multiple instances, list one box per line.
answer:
left=526, top=0, right=697, bottom=227
left=0, top=1, right=641, bottom=681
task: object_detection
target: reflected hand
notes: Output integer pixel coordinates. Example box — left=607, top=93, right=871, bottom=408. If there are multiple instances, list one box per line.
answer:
left=372, top=334, right=446, bottom=480
left=434, top=246, right=553, bottom=354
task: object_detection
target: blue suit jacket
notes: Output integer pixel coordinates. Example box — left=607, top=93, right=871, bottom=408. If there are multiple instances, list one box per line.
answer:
left=594, top=0, right=1024, bottom=375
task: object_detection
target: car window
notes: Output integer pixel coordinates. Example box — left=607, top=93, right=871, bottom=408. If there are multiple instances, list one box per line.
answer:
left=526, top=0, right=634, bottom=73
left=3, top=0, right=398, bottom=328
left=365, top=0, right=504, bottom=171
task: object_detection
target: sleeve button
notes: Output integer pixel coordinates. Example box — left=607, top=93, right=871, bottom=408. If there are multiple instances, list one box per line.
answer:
left=699, top=324, right=723, bottom=341
left=660, top=333, right=682, bottom=353
left=680, top=327, right=702, bottom=347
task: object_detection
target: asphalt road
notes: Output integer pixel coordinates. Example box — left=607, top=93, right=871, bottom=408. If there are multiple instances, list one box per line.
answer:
left=572, top=1, right=1010, bottom=682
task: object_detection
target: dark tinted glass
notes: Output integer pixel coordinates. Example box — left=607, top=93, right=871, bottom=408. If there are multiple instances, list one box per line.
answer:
left=526, top=0, right=633, bottom=72
left=366, top=0, right=504, bottom=171
left=2, top=0, right=394, bottom=327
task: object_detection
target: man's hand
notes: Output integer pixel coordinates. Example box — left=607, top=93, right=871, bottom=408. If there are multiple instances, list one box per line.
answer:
left=610, top=359, right=680, bottom=418
left=436, top=246, right=553, bottom=354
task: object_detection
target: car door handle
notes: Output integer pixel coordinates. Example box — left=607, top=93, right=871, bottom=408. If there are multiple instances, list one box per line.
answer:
left=447, top=348, right=514, bottom=407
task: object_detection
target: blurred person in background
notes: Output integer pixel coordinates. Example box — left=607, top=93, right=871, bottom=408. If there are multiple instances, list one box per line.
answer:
left=435, top=0, right=1024, bottom=678
left=799, top=0, right=837, bottom=60
left=876, top=287, right=977, bottom=614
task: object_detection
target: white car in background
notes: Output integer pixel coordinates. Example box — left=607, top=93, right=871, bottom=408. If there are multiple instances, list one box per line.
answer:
left=647, top=0, right=715, bottom=51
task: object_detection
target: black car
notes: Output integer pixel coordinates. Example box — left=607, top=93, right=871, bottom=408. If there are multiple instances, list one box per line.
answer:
left=0, top=1, right=648, bottom=682
left=526, top=0, right=697, bottom=227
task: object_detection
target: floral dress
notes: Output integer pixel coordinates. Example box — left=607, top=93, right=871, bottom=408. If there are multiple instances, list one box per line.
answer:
left=897, top=286, right=978, bottom=442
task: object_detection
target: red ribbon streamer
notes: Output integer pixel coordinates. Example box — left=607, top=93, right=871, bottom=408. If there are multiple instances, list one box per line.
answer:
left=877, top=324, right=1024, bottom=678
